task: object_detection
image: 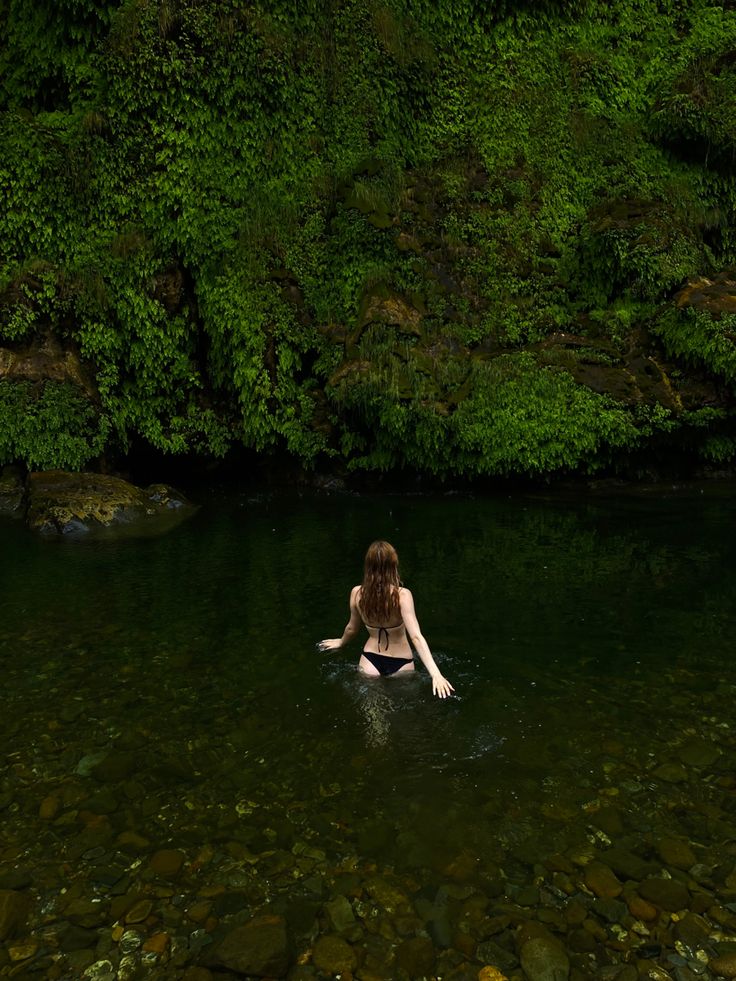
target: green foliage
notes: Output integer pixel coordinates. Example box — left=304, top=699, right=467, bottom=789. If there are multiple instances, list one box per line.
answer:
left=570, top=199, right=707, bottom=306
left=330, top=351, right=658, bottom=475
left=0, top=381, right=109, bottom=470
left=654, top=307, right=736, bottom=387
left=0, top=266, right=68, bottom=341
left=2, top=0, right=736, bottom=475
left=0, top=0, right=117, bottom=110
left=651, top=9, right=736, bottom=170
left=198, top=271, right=325, bottom=458
left=698, top=433, right=736, bottom=464
left=451, top=357, right=651, bottom=475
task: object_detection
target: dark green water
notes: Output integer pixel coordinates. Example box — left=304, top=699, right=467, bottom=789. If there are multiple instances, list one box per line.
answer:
left=2, top=486, right=736, bottom=979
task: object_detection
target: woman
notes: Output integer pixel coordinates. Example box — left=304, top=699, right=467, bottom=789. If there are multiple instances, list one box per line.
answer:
left=319, top=540, right=454, bottom=699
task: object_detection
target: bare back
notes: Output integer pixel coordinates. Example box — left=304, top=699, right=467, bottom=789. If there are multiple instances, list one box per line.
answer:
left=351, top=585, right=413, bottom=658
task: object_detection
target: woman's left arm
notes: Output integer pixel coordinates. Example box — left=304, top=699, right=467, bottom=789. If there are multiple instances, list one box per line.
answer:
left=400, top=589, right=455, bottom=698
left=318, top=586, right=362, bottom=651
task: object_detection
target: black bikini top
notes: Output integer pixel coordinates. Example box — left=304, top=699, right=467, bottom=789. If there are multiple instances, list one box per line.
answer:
left=364, top=621, right=403, bottom=651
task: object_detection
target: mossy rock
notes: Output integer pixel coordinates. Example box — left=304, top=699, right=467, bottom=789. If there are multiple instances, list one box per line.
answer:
left=565, top=360, right=638, bottom=403
left=532, top=332, right=686, bottom=409
left=589, top=196, right=666, bottom=231
left=0, top=333, right=97, bottom=398
left=344, top=287, right=425, bottom=358
left=358, top=286, right=423, bottom=335
left=25, top=471, right=195, bottom=537
left=367, top=210, right=393, bottom=229
left=675, top=268, right=736, bottom=319
left=395, top=232, right=423, bottom=253
left=327, top=359, right=373, bottom=391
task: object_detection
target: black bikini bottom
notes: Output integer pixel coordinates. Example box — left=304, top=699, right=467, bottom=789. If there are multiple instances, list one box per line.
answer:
left=361, top=651, right=413, bottom=676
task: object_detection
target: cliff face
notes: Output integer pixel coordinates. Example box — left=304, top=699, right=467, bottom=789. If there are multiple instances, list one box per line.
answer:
left=2, top=0, right=736, bottom=478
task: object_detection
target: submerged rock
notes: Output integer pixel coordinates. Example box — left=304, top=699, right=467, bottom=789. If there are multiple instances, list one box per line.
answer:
left=674, top=912, right=711, bottom=946
left=312, top=934, right=357, bottom=974
left=604, top=847, right=659, bottom=881
left=638, top=877, right=690, bottom=911
left=215, top=915, right=291, bottom=977
left=478, top=969, right=510, bottom=981
left=25, top=470, right=194, bottom=537
left=324, top=895, right=355, bottom=932
left=82, top=960, right=116, bottom=981
left=656, top=837, right=697, bottom=870
left=653, top=762, right=688, bottom=783
left=125, top=899, right=153, bottom=924
left=0, top=890, right=30, bottom=941
left=519, top=936, right=570, bottom=981
left=89, top=750, right=136, bottom=783
left=396, top=935, right=435, bottom=976
left=364, top=874, right=410, bottom=910
left=678, top=738, right=721, bottom=768
left=584, top=861, right=623, bottom=899
left=710, top=952, right=736, bottom=978
left=148, top=849, right=185, bottom=878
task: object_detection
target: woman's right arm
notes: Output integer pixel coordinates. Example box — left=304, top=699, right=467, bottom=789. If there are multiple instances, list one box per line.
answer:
left=318, top=586, right=362, bottom=651
left=400, top=589, right=454, bottom=698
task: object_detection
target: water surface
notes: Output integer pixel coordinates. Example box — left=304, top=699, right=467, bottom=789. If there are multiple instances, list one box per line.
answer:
left=2, top=486, right=735, bottom=978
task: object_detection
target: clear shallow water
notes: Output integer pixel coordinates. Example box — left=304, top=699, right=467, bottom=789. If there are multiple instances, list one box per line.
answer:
left=2, top=486, right=736, bottom=978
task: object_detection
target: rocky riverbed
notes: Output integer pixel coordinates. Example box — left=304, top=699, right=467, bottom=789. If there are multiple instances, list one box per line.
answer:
left=2, top=640, right=736, bottom=981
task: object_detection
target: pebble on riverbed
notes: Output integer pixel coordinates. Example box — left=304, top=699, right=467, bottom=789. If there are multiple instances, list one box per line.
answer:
left=148, top=848, right=186, bottom=878
left=312, top=934, right=358, bottom=974
left=710, top=952, right=736, bottom=978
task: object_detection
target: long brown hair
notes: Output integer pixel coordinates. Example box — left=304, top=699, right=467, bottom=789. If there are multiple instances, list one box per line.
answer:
left=358, top=540, right=402, bottom=624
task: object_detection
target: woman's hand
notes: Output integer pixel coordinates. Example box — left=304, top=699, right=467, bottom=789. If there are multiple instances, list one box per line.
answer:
left=432, top=674, right=455, bottom=699
left=317, top=639, right=342, bottom=652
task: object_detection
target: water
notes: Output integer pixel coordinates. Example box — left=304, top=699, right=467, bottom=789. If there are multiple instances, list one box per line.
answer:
left=2, top=485, right=736, bottom=977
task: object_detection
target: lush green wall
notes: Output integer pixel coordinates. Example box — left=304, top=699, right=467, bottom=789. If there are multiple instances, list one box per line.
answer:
left=2, top=0, right=736, bottom=476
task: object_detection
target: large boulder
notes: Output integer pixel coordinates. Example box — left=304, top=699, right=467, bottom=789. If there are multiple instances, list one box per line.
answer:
left=25, top=471, right=194, bottom=537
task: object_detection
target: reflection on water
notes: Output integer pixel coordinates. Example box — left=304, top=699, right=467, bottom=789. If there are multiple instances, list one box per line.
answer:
left=2, top=487, right=736, bottom=978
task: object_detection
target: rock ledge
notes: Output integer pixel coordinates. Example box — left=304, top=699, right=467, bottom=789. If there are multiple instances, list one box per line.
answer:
left=0, top=469, right=196, bottom=537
